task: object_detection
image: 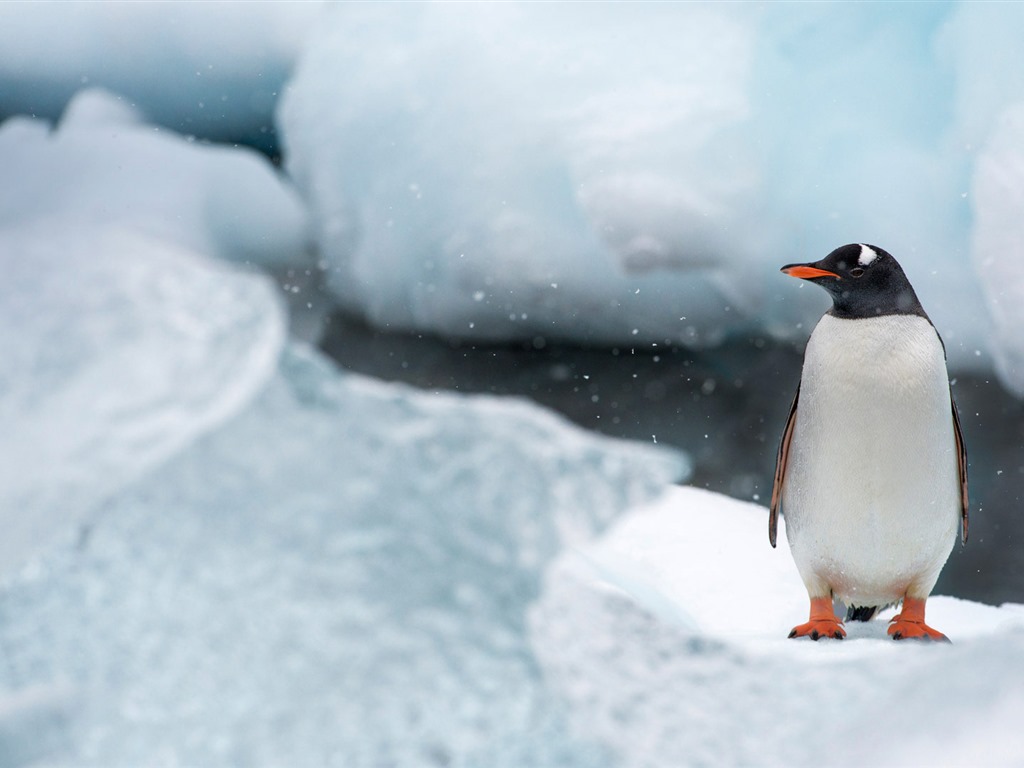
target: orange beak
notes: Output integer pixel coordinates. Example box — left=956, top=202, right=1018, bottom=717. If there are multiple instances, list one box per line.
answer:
left=781, top=265, right=840, bottom=280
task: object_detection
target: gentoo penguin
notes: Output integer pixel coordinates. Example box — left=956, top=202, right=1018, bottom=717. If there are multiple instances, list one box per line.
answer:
left=769, top=243, right=968, bottom=641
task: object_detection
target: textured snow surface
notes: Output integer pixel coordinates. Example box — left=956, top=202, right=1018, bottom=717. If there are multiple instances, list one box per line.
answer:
left=277, top=2, right=1024, bottom=368
left=0, top=346, right=686, bottom=767
left=532, top=486, right=1024, bottom=767
left=0, top=2, right=322, bottom=150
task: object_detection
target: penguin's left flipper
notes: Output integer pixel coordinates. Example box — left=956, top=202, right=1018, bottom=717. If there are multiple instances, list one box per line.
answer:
left=951, top=389, right=969, bottom=545
left=769, top=385, right=800, bottom=548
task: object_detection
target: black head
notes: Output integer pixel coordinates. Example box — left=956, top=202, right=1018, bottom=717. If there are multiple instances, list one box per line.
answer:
left=780, top=243, right=928, bottom=321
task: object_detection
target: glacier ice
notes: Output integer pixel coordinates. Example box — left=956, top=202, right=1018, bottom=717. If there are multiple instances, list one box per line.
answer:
left=0, top=90, right=312, bottom=272
left=0, top=91, right=322, bottom=578
left=0, top=345, right=686, bottom=766
left=970, top=103, right=1024, bottom=396
left=276, top=2, right=1023, bottom=369
left=279, top=3, right=770, bottom=350
left=3, top=2, right=1024, bottom=381
left=0, top=221, right=285, bottom=579
left=0, top=2, right=322, bottom=151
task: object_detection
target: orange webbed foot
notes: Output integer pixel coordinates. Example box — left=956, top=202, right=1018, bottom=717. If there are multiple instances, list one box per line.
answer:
left=887, top=617, right=950, bottom=642
left=788, top=595, right=845, bottom=640
left=788, top=618, right=846, bottom=640
left=887, top=596, right=951, bottom=643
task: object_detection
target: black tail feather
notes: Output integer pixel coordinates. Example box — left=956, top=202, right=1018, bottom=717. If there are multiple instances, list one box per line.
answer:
left=846, top=605, right=879, bottom=622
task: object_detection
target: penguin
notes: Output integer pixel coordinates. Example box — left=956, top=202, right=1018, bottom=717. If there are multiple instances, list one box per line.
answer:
left=769, top=243, right=968, bottom=641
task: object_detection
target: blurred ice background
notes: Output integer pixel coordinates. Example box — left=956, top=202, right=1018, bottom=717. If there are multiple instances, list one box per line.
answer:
left=1, top=2, right=1024, bottom=765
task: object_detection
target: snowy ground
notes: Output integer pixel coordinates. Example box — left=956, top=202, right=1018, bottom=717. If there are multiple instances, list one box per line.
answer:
left=534, top=487, right=1024, bottom=767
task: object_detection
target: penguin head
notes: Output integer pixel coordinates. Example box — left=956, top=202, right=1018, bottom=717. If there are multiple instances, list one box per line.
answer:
left=780, top=243, right=926, bottom=320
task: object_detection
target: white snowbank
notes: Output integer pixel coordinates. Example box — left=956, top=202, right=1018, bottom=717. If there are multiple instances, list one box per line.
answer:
left=531, top=486, right=1024, bottom=767
left=277, top=2, right=1014, bottom=368
left=0, top=345, right=686, bottom=767
left=0, top=89, right=312, bottom=271
left=0, top=2, right=322, bottom=149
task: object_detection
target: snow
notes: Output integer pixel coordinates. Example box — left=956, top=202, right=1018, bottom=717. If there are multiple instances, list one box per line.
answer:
left=0, top=345, right=686, bottom=767
left=277, top=2, right=1022, bottom=370
left=0, top=2, right=322, bottom=151
left=531, top=486, right=1024, bottom=767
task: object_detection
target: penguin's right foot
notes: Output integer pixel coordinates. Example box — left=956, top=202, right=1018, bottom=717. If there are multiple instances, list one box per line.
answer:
left=887, top=596, right=950, bottom=642
left=788, top=596, right=846, bottom=640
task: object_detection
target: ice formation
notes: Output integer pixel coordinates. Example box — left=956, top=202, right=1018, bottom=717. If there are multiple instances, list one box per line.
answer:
left=0, top=94, right=305, bottom=577
left=277, top=2, right=1023, bottom=368
left=0, top=3, right=1024, bottom=764
left=0, top=345, right=686, bottom=766
left=0, top=89, right=312, bottom=271
left=969, top=107, right=1024, bottom=395
left=0, top=222, right=284, bottom=579
left=0, top=2, right=322, bottom=150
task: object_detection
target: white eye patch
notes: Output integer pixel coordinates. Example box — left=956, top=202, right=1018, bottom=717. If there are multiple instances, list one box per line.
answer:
left=858, top=244, right=878, bottom=267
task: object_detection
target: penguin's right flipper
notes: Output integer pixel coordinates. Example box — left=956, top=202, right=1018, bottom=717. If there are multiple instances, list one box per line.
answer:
left=769, top=384, right=800, bottom=548
left=950, top=389, right=969, bottom=544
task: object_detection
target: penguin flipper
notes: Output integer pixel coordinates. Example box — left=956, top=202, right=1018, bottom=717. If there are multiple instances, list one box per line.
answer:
left=950, top=389, right=969, bottom=544
left=769, top=384, right=800, bottom=548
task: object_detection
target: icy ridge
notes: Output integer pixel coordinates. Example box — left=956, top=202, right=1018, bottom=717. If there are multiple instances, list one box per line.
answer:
left=0, top=343, right=687, bottom=766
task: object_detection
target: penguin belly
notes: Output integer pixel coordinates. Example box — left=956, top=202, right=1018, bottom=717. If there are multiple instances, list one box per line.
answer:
left=782, top=314, right=960, bottom=608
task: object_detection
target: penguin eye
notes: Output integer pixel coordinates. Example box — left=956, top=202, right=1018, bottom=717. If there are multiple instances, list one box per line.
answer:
left=850, top=267, right=865, bottom=278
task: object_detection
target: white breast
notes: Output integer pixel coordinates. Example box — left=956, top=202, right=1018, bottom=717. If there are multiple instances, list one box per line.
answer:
left=782, top=314, right=960, bottom=607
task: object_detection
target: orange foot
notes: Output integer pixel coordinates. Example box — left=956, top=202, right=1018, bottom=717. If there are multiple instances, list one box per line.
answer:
left=789, top=596, right=845, bottom=640
left=887, top=596, right=950, bottom=643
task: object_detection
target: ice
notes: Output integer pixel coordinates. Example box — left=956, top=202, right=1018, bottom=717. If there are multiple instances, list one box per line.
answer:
left=0, top=90, right=312, bottom=272
left=279, top=3, right=765, bottom=350
left=0, top=345, right=686, bottom=766
left=0, top=2, right=323, bottom=151
left=277, top=3, right=1015, bottom=367
left=0, top=92, right=309, bottom=577
left=969, top=104, right=1024, bottom=396
left=0, top=221, right=285, bottom=579
left=530, top=486, right=1024, bottom=766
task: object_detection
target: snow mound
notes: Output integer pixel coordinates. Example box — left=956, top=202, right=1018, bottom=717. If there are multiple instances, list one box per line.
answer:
left=278, top=3, right=1005, bottom=365
left=0, top=345, right=687, bottom=766
left=0, top=90, right=312, bottom=271
left=0, top=221, right=285, bottom=578
left=0, top=2, right=322, bottom=151
left=530, top=486, right=1024, bottom=767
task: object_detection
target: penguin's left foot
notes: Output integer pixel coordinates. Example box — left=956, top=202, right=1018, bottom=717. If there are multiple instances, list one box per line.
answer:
left=887, top=596, right=951, bottom=643
left=788, top=596, right=846, bottom=640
